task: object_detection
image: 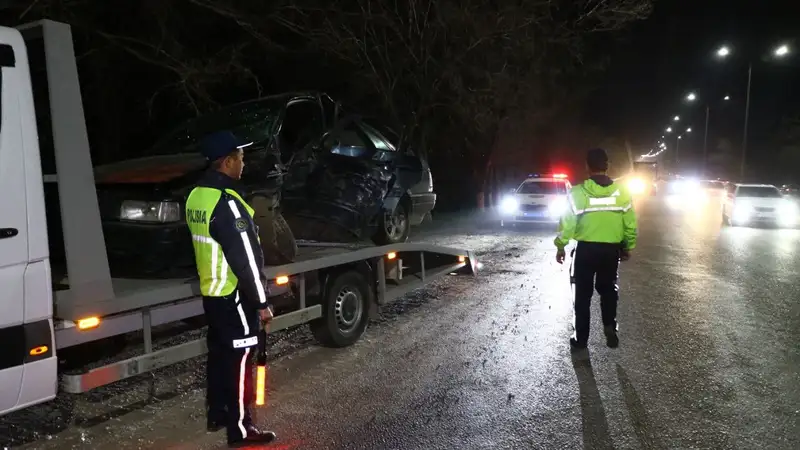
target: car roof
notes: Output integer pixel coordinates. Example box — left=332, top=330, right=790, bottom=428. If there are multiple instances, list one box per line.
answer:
left=522, top=177, right=568, bottom=182
left=735, top=183, right=777, bottom=188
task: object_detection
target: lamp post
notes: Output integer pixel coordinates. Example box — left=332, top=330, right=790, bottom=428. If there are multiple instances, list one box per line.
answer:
left=715, top=43, right=791, bottom=179
left=685, top=92, right=730, bottom=177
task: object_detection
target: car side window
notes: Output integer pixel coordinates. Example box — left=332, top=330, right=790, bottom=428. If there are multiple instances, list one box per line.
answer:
left=281, top=100, right=323, bottom=151
left=359, top=122, right=396, bottom=152
left=326, top=121, right=375, bottom=158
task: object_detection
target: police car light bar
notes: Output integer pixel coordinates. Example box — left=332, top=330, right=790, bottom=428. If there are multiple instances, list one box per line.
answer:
left=528, top=173, right=568, bottom=179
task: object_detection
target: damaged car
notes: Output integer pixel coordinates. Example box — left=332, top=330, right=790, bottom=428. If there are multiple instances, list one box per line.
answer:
left=94, top=92, right=436, bottom=277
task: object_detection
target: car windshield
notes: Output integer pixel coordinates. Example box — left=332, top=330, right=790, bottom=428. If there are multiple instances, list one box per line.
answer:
left=517, top=181, right=566, bottom=194
left=147, top=100, right=280, bottom=156
left=736, top=186, right=782, bottom=198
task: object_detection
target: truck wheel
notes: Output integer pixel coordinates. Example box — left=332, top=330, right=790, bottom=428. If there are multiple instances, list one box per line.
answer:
left=372, top=202, right=410, bottom=245
left=310, top=271, right=370, bottom=348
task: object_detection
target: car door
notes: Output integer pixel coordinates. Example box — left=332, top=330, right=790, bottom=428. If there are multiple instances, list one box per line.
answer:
left=357, top=120, right=422, bottom=194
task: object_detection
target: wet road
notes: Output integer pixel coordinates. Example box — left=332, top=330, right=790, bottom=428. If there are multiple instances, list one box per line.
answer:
left=3, top=195, right=800, bottom=449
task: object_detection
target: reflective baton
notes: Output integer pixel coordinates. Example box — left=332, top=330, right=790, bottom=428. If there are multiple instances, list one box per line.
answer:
left=255, top=325, right=268, bottom=406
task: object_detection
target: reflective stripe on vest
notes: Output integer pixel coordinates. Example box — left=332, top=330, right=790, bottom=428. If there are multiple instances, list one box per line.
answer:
left=186, top=187, right=256, bottom=297
left=569, top=193, right=631, bottom=215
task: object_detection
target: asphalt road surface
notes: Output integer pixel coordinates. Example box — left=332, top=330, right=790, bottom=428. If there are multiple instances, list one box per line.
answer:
left=2, top=194, right=799, bottom=449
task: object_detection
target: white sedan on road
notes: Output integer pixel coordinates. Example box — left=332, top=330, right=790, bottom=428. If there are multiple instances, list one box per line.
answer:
left=722, top=183, right=799, bottom=227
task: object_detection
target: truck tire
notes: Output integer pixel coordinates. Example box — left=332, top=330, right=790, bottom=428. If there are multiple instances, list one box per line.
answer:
left=372, top=201, right=411, bottom=245
left=310, top=271, right=371, bottom=348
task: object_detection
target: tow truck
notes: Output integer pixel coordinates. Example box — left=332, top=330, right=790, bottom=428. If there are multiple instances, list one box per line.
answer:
left=0, top=20, right=476, bottom=416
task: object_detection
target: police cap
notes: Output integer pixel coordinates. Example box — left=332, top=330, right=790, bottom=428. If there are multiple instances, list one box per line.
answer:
left=198, top=131, right=253, bottom=162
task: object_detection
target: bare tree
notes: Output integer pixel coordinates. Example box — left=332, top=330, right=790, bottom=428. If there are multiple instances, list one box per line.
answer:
left=278, top=0, right=652, bottom=185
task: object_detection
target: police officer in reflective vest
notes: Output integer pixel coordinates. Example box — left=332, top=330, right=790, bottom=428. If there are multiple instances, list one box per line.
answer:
left=555, top=148, right=638, bottom=351
left=185, top=130, right=276, bottom=447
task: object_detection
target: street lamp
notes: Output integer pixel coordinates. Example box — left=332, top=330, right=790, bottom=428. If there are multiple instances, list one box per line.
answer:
left=686, top=127, right=692, bottom=133
left=673, top=115, right=680, bottom=121
left=716, top=42, right=791, bottom=179
left=724, top=95, right=730, bottom=101
left=686, top=92, right=697, bottom=101
left=666, top=126, right=673, bottom=133
left=775, top=44, right=790, bottom=57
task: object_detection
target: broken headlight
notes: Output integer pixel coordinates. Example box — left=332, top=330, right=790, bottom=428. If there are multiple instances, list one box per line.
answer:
left=120, top=200, right=181, bottom=223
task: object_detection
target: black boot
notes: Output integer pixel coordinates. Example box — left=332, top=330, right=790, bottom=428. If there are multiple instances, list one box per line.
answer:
left=228, top=427, right=277, bottom=448
left=569, top=337, right=587, bottom=352
left=207, top=419, right=225, bottom=433
left=604, top=325, right=619, bottom=348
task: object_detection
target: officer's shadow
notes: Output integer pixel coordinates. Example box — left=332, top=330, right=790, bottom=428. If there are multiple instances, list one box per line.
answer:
left=571, top=352, right=614, bottom=450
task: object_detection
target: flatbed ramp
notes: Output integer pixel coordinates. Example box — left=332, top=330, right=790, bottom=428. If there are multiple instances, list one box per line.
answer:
left=58, top=242, right=476, bottom=393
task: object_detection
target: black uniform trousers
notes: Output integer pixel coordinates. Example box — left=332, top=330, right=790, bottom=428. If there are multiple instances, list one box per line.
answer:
left=570, top=241, right=620, bottom=345
left=203, top=290, right=260, bottom=442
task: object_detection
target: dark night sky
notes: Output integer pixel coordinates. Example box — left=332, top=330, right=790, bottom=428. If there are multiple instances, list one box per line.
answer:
left=585, top=0, right=799, bottom=162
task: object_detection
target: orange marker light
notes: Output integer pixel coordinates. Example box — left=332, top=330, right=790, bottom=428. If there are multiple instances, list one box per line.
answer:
left=255, top=365, right=266, bottom=406
left=29, top=345, right=48, bottom=356
left=458, top=255, right=466, bottom=263
left=386, top=252, right=397, bottom=260
left=275, top=275, right=289, bottom=285
left=77, top=316, right=100, bottom=330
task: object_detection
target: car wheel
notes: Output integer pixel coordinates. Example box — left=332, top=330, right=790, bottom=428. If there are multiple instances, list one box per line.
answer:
left=372, top=201, right=410, bottom=245
left=310, top=271, right=371, bottom=348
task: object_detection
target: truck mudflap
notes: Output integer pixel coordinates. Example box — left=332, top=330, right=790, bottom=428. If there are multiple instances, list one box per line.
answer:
left=60, top=244, right=475, bottom=394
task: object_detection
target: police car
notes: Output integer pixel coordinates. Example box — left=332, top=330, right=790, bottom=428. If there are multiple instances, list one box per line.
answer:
left=499, top=173, right=571, bottom=225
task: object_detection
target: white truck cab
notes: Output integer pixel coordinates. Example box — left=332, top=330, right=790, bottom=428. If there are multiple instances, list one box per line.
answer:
left=0, top=25, right=58, bottom=415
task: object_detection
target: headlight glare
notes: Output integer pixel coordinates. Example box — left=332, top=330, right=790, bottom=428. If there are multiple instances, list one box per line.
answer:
left=500, top=196, right=519, bottom=215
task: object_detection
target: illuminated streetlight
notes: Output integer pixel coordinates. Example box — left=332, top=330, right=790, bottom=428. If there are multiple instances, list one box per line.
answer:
left=666, top=127, right=673, bottom=133
left=678, top=135, right=683, bottom=140
left=775, top=44, right=790, bottom=57
left=715, top=42, right=793, bottom=178
left=686, top=127, right=692, bottom=133
left=673, top=115, right=680, bottom=121
left=724, top=95, right=730, bottom=100
left=686, top=92, right=697, bottom=101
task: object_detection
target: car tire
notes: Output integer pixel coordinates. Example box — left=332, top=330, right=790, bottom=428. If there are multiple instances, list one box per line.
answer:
left=372, top=201, right=411, bottom=245
left=310, top=271, right=371, bottom=348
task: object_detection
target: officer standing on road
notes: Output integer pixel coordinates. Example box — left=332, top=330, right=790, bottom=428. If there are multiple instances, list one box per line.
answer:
left=185, top=130, right=277, bottom=447
left=554, top=148, right=638, bottom=351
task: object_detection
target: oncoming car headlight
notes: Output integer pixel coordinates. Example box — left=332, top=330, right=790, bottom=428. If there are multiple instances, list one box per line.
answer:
left=548, top=197, right=568, bottom=216
left=120, top=200, right=182, bottom=223
left=499, top=196, right=519, bottom=215
left=627, top=177, right=646, bottom=195
left=778, top=199, right=799, bottom=225
left=732, top=203, right=753, bottom=222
